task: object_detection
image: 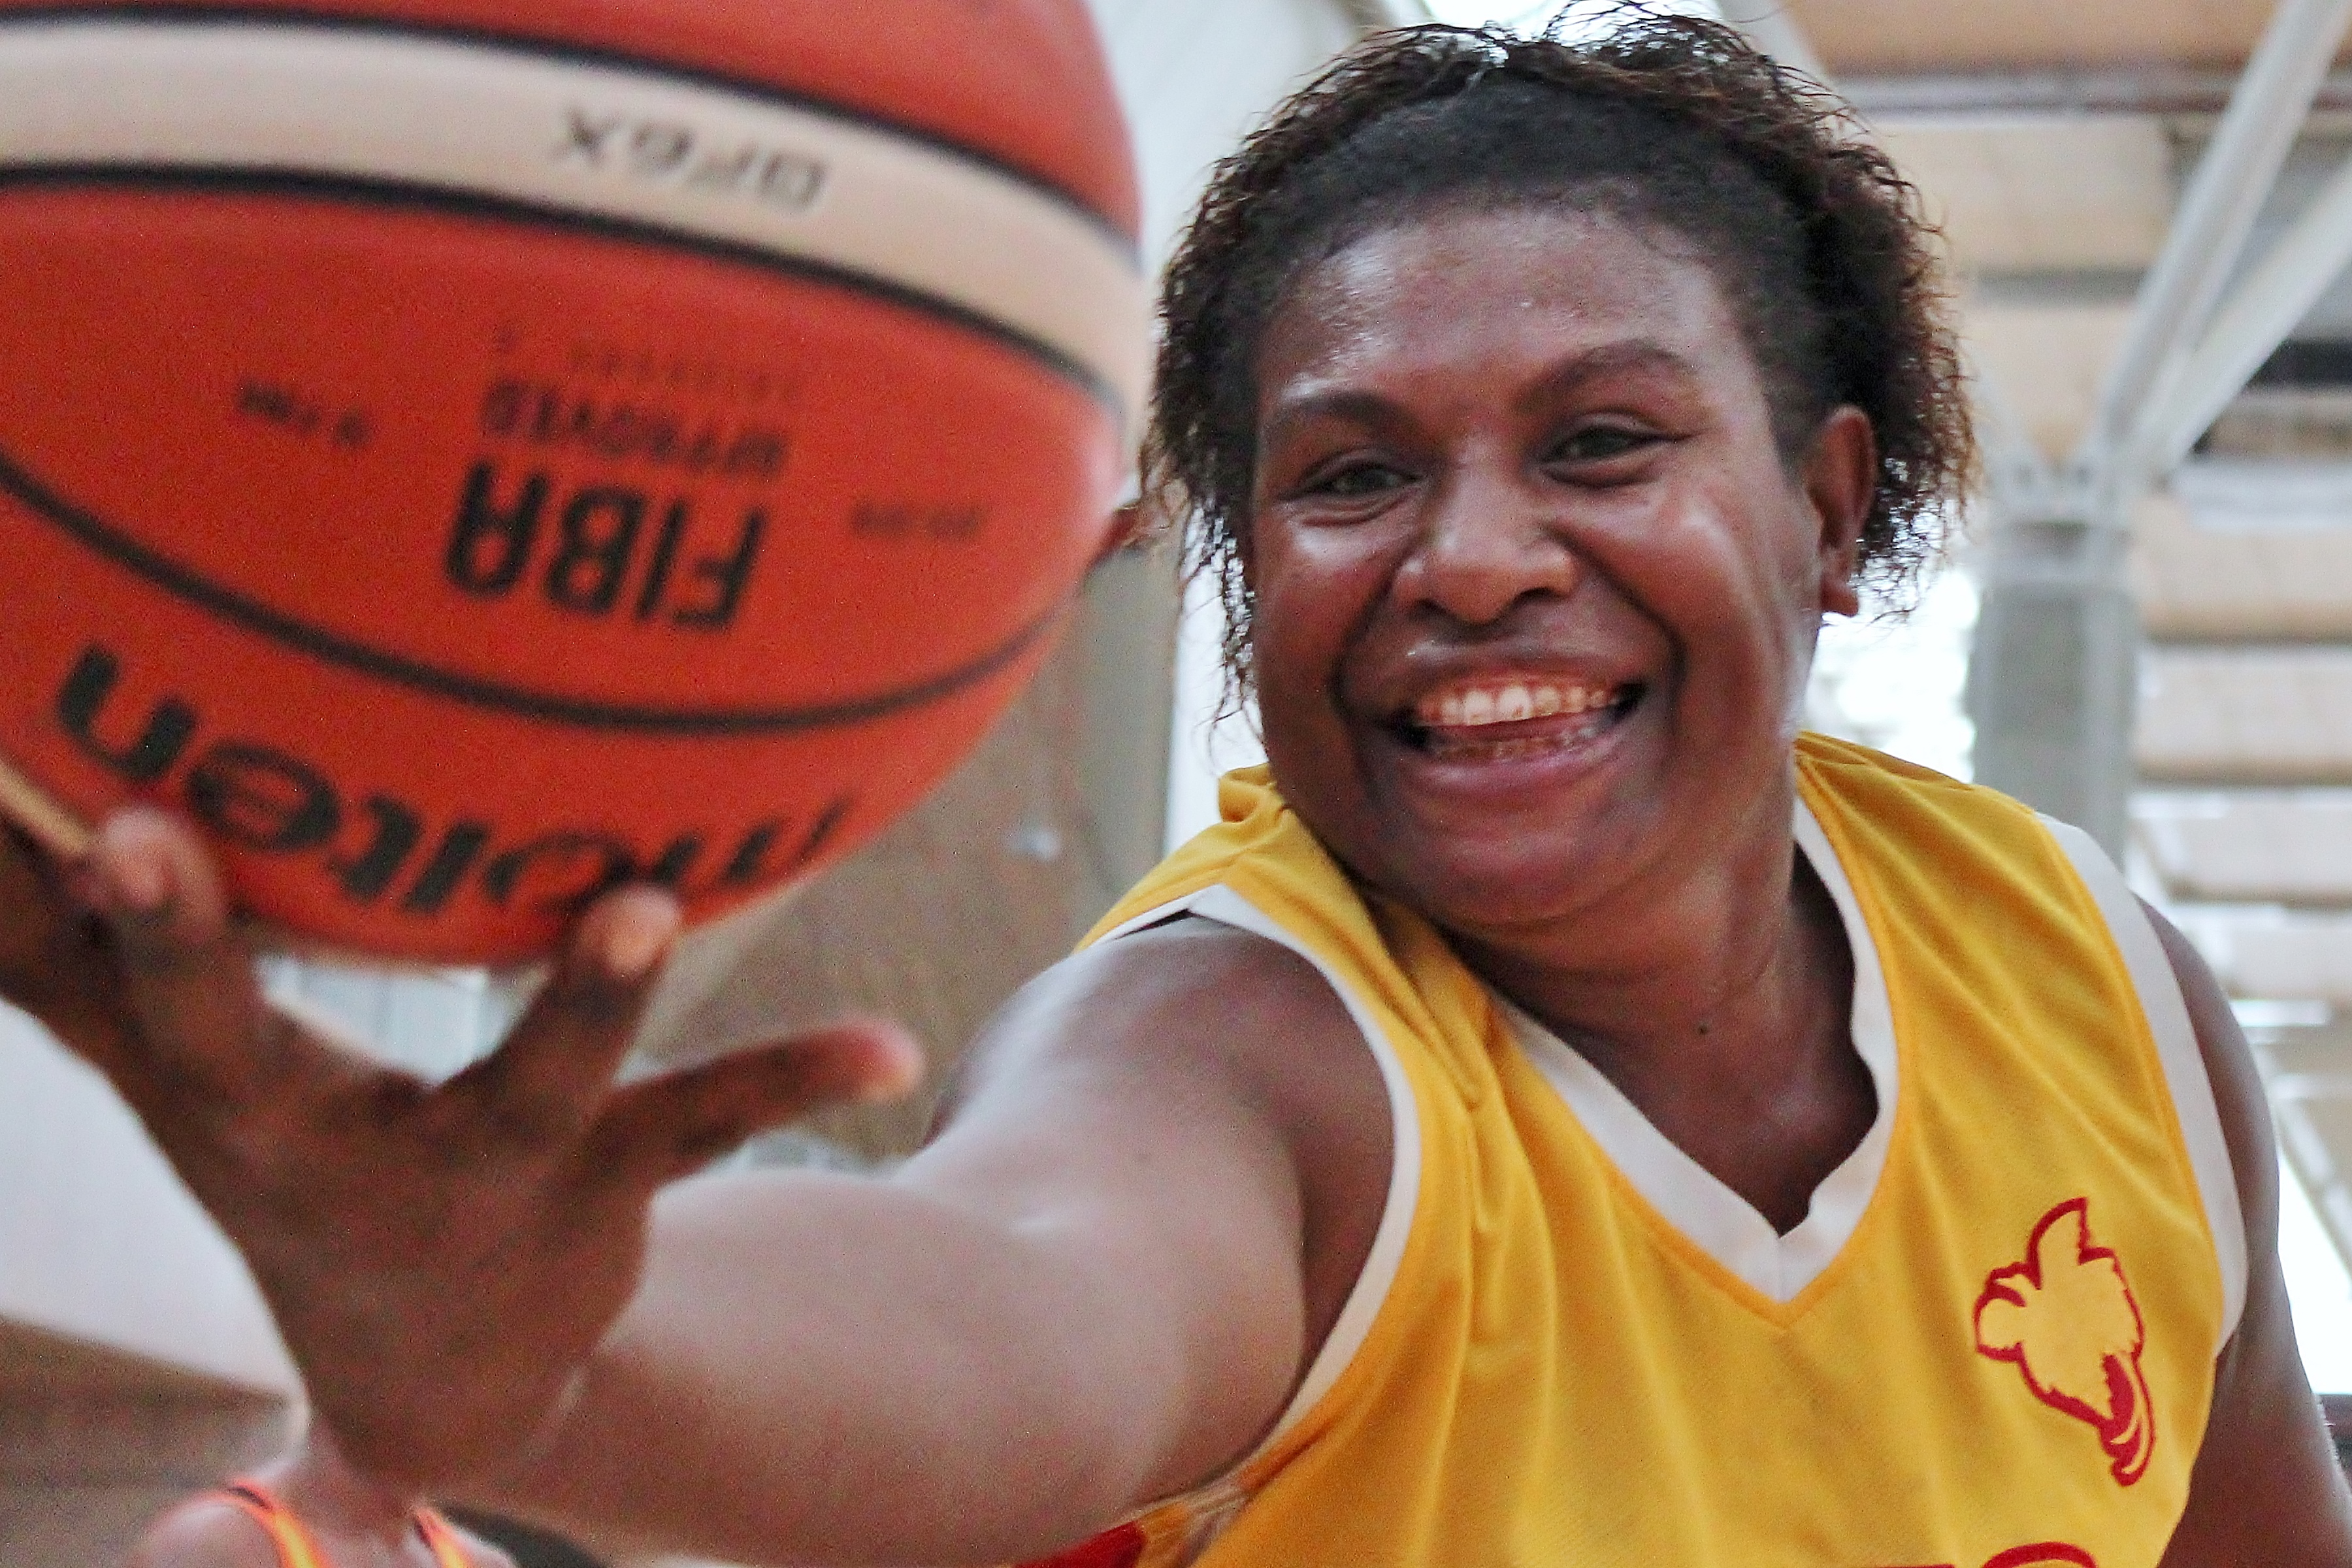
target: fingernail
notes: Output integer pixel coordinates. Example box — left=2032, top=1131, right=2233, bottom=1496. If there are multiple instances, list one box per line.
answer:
left=855, top=1032, right=924, bottom=1102
left=103, top=841, right=171, bottom=916
left=856, top=1074, right=913, bottom=1105
left=598, top=890, right=679, bottom=981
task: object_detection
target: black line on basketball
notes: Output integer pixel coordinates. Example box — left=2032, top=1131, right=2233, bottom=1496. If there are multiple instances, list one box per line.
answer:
left=0, top=4, right=1141, bottom=252
left=0, top=445, right=1062, bottom=735
left=0, top=165, right=1122, bottom=415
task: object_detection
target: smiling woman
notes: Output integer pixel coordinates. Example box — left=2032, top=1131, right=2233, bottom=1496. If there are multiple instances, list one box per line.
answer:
left=1151, top=22, right=1967, bottom=706
left=1078, top=19, right=2340, bottom=1563
left=1240, top=208, right=1869, bottom=986
left=2, top=14, right=2350, bottom=1568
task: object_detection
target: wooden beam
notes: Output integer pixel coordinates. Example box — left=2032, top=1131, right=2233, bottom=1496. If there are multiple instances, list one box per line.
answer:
left=1844, top=66, right=2352, bottom=118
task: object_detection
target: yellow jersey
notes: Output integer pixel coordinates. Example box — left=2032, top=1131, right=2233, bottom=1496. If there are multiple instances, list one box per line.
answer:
left=1021, top=734, right=2244, bottom=1568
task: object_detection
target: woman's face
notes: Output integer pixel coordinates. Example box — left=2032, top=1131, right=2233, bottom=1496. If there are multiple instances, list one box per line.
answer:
left=1245, top=203, right=1872, bottom=944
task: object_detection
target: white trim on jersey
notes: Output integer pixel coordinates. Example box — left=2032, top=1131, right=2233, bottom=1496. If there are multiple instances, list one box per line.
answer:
left=2037, top=815, right=2251, bottom=1347
left=1092, top=884, right=1423, bottom=1446
left=0, top=15, right=1149, bottom=421
left=1504, top=798, right=1900, bottom=1304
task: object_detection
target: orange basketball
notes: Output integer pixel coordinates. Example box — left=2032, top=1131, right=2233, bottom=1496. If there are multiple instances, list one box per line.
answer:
left=0, top=0, right=1145, bottom=964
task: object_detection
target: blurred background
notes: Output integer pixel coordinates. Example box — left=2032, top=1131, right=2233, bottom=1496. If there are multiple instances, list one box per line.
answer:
left=7, top=0, right=2352, bottom=1561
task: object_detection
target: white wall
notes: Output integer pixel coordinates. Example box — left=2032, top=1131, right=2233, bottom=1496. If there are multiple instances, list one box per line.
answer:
left=1082, top=0, right=1365, bottom=850
left=0, top=960, right=512, bottom=1393
left=1087, top=0, right=1361, bottom=263
left=0, top=1006, right=294, bottom=1397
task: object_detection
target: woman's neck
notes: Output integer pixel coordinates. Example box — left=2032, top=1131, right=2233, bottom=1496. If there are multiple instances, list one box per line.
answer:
left=1448, top=794, right=1872, bottom=1232
left=1454, top=787, right=1813, bottom=1058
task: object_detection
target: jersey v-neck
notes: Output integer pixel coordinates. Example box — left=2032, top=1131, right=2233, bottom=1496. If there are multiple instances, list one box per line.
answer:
left=1501, top=799, right=1897, bottom=1304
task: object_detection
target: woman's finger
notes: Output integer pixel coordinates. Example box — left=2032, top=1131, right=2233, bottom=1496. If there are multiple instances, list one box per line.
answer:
left=83, top=809, right=283, bottom=1110
left=587, top=1021, right=923, bottom=1187
left=449, top=885, right=683, bottom=1142
left=0, top=826, right=140, bottom=1078
left=0, top=827, right=62, bottom=981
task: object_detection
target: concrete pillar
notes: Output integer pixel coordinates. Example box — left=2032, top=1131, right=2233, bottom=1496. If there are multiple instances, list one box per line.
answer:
left=1964, top=512, right=2140, bottom=857
left=1068, top=538, right=1181, bottom=930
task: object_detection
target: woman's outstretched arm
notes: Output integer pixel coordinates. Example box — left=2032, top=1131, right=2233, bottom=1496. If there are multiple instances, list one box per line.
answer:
left=0, top=813, right=1382, bottom=1567
left=497, top=916, right=1382, bottom=1564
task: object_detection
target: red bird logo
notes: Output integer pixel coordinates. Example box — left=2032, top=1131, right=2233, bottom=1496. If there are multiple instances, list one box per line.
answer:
left=1974, top=1198, right=2154, bottom=1485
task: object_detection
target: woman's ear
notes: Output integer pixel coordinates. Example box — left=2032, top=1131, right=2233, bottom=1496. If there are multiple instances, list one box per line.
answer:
left=1803, top=406, right=1875, bottom=619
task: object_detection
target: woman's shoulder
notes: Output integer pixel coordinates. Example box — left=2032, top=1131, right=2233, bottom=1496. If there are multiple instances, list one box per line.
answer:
left=1796, top=730, right=1977, bottom=795
left=123, top=1493, right=279, bottom=1568
left=966, top=913, right=1374, bottom=1095
left=921, top=913, right=1398, bottom=1398
left=1796, top=729, right=2052, bottom=868
left=931, top=911, right=1394, bottom=1243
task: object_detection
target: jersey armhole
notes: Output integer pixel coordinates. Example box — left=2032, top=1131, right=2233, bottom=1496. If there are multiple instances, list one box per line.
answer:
left=2037, top=815, right=2250, bottom=1347
left=216, top=1482, right=321, bottom=1568
left=1092, top=883, right=1422, bottom=1449
left=414, top=1508, right=475, bottom=1568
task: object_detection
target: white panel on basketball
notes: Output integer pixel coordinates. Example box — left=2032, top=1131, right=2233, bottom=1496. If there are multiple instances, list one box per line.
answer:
left=0, top=14, right=1151, bottom=420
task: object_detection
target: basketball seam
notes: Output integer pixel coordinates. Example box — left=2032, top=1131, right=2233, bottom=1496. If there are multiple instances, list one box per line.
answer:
left=0, top=3, right=1139, bottom=250
left=0, top=165, right=1121, bottom=410
left=0, top=445, right=1064, bottom=735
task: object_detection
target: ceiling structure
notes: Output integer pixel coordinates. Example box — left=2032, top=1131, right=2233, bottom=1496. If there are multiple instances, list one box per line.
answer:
left=1795, top=0, right=2337, bottom=76
left=1773, top=0, right=2352, bottom=1271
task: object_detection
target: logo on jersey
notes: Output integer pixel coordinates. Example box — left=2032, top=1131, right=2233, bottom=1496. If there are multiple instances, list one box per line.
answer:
left=1974, top=1198, right=2153, bottom=1485
left=1882, top=1545, right=2097, bottom=1568
left=1015, top=1521, right=1145, bottom=1568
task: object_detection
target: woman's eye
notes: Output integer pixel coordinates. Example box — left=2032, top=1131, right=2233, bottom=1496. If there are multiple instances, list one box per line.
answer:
left=1306, top=461, right=1410, bottom=498
left=1550, top=426, right=1658, bottom=465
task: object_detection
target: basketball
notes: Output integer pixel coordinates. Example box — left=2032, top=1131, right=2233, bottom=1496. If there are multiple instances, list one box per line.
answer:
left=0, top=0, right=1147, bottom=964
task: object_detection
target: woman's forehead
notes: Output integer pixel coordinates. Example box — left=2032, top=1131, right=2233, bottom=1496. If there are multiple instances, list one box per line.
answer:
left=1256, top=205, right=1756, bottom=409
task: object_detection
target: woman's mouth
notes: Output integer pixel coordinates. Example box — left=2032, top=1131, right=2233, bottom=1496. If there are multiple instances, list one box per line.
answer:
left=1403, top=676, right=1644, bottom=760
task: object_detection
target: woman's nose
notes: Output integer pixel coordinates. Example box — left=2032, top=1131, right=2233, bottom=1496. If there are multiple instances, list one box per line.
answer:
left=1391, top=464, right=1581, bottom=627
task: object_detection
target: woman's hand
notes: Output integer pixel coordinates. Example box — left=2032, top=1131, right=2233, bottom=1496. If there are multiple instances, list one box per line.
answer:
left=0, top=808, right=919, bottom=1491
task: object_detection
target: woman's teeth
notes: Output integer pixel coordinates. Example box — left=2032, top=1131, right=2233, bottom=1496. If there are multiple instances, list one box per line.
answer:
left=1415, top=680, right=1614, bottom=730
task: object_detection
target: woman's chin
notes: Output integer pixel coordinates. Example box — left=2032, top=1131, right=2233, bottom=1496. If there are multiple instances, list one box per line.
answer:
left=1375, top=828, right=1646, bottom=943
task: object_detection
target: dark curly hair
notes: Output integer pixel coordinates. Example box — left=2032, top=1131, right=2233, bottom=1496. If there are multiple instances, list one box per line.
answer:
left=1146, top=11, right=1974, bottom=705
